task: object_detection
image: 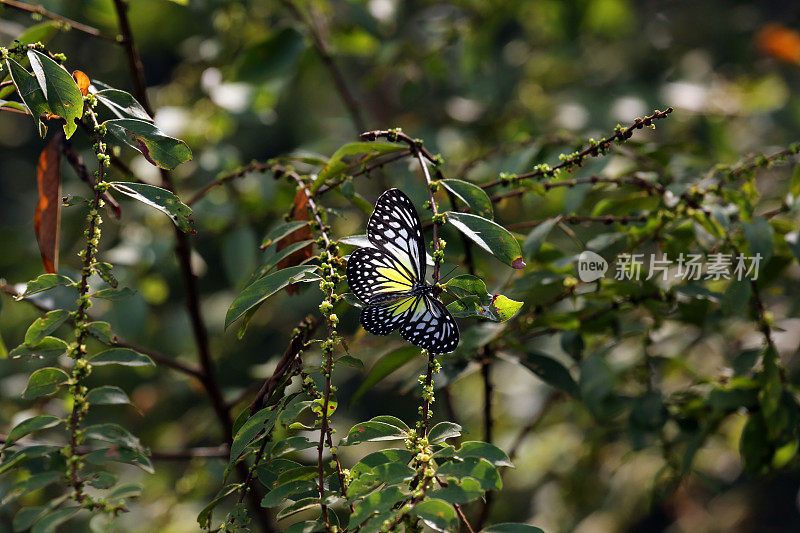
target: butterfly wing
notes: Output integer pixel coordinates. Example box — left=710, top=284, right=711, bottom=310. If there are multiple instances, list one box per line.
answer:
left=346, top=247, right=415, bottom=303
left=367, top=189, right=426, bottom=284
left=399, top=294, right=460, bottom=354
left=359, top=295, right=420, bottom=336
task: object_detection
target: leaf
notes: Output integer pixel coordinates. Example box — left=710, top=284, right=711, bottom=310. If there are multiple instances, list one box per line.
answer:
left=348, top=486, right=407, bottom=528
left=743, top=216, right=774, bottom=264
left=234, top=27, right=306, bottom=84
left=261, top=480, right=317, bottom=507
left=340, top=418, right=409, bottom=446
left=94, top=88, right=151, bottom=121
left=0, top=445, right=59, bottom=475
left=72, top=70, right=90, bottom=96
left=10, top=336, right=68, bottom=359
left=93, top=262, right=118, bottom=288
left=313, top=142, right=406, bottom=189
left=441, top=179, right=494, bottom=218
left=18, top=273, right=74, bottom=298
left=230, top=406, right=280, bottom=463
left=356, top=448, right=415, bottom=468
left=84, top=423, right=142, bottom=450
left=3, top=472, right=63, bottom=505
left=446, top=441, right=514, bottom=468
left=248, top=240, right=314, bottom=285
left=6, top=57, right=51, bottom=137
left=276, top=497, right=320, bottom=520
left=22, top=367, right=69, bottom=399
left=31, top=507, right=80, bottom=533
left=261, top=221, right=311, bottom=248
left=85, top=385, right=134, bottom=407
left=276, top=190, right=315, bottom=295
left=83, top=445, right=153, bottom=473
left=446, top=212, right=525, bottom=269
left=225, top=265, right=318, bottom=328
left=4, top=415, right=61, bottom=447
left=197, top=484, right=238, bottom=528
left=351, top=346, right=419, bottom=404
left=270, top=436, right=317, bottom=457
left=109, top=182, right=195, bottom=233
left=28, top=50, right=83, bottom=138
left=523, top=218, right=559, bottom=260
left=430, top=477, right=484, bottom=504
left=87, top=321, right=115, bottom=344
left=445, top=275, right=523, bottom=322
left=24, top=309, right=69, bottom=347
left=436, top=457, right=502, bottom=491
left=520, top=351, right=579, bottom=397
left=34, top=134, right=62, bottom=273
left=481, top=524, right=545, bottom=533
left=92, top=286, right=136, bottom=300
left=337, top=354, right=364, bottom=369
left=412, top=499, right=458, bottom=532
left=87, top=471, right=117, bottom=489
left=105, top=118, right=192, bottom=170
left=90, top=347, right=154, bottom=367
left=428, top=422, right=462, bottom=444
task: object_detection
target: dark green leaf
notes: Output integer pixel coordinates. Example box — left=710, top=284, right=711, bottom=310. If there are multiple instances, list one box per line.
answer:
left=441, top=179, right=493, bottom=218
left=3, top=415, right=61, bottom=447
left=261, top=221, right=310, bottom=248
left=225, top=265, right=318, bottom=329
left=27, top=50, right=83, bottom=138
left=31, top=508, right=80, bottom=533
left=0, top=445, right=59, bottom=475
left=481, top=523, right=545, bottom=533
left=451, top=441, right=514, bottom=468
left=197, top=484, right=238, bottom=528
left=87, top=321, right=115, bottom=344
left=19, top=273, right=74, bottom=297
left=84, top=423, right=143, bottom=450
left=436, top=457, right=502, bottom=491
left=261, top=480, right=317, bottom=507
left=92, top=286, right=136, bottom=301
left=412, top=499, right=458, bottom=532
left=276, top=497, right=320, bottom=520
left=523, top=218, right=559, bottom=259
left=446, top=212, right=525, bottom=269
left=520, top=351, right=579, bottom=397
left=87, top=471, right=117, bottom=489
left=428, top=422, right=462, bottom=444
left=247, top=239, right=315, bottom=284
left=94, top=88, right=151, bottom=121
left=2, top=472, right=62, bottom=505
left=24, top=309, right=69, bottom=346
left=83, top=446, right=153, bottom=473
left=5, top=57, right=50, bottom=137
left=337, top=354, right=364, bottom=369
left=270, top=436, right=317, bottom=457
left=430, top=476, right=484, bottom=504
left=348, top=486, right=407, bottom=528
left=742, top=217, right=774, bottom=263
left=93, top=261, right=118, bottom=288
left=313, top=142, right=406, bottom=189
left=356, top=448, right=415, bottom=468
left=109, top=182, right=195, bottom=233
left=340, top=418, right=408, bottom=446
left=9, top=336, right=68, bottom=359
left=90, top=347, right=154, bottom=367
left=351, top=346, right=419, bottom=404
left=22, top=367, right=68, bottom=399
left=105, top=119, right=192, bottom=170
left=86, top=385, right=134, bottom=407
left=276, top=465, right=318, bottom=484
left=230, top=406, right=280, bottom=463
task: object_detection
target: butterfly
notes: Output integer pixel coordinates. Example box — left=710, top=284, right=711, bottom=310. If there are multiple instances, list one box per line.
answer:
left=346, top=189, right=460, bottom=354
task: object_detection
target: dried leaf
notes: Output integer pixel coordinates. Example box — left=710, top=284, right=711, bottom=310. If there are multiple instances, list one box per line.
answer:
left=757, top=24, right=800, bottom=64
left=72, top=70, right=90, bottom=96
left=34, top=135, right=62, bottom=273
left=276, top=189, right=314, bottom=295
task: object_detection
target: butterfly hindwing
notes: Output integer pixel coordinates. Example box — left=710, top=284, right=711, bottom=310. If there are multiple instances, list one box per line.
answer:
left=359, top=296, right=419, bottom=336
left=399, top=294, right=460, bottom=354
left=346, top=247, right=414, bottom=302
left=367, top=189, right=426, bottom=283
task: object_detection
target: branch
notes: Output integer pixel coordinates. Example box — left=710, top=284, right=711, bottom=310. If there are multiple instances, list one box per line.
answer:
left=186, top=161, right=271, bottom=205
left=60, top=137, right=121, bottom=218
left=0, top=0, right=118, bottom=42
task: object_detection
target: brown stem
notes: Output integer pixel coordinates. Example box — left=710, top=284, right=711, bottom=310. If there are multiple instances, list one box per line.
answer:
left=0, top=0, right=118, bottom=42
left=60, top=138, right=121, bottom=218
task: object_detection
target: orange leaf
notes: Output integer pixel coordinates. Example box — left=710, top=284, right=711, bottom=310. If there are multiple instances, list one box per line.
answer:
left=73, top=70, right=90, bottom=96
left=756, top=24, right=800, bottom=64
left=277, top=189, right=314, bottom=295
left=34, top=135, right=62, bottom=274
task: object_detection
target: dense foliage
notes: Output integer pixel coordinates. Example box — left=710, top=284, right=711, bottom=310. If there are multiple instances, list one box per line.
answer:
left=2, top=1, right=800, bottom=532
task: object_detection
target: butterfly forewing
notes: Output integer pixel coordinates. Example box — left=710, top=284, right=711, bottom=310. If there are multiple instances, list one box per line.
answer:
left=367, top=189, right=426, bottom=283
left=399, top=294, right=460, bottom=354
left=346, top=247, right=415, bottom=302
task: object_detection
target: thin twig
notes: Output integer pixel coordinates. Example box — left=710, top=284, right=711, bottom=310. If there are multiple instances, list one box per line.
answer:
left=0, top=0, right=118, bottom=42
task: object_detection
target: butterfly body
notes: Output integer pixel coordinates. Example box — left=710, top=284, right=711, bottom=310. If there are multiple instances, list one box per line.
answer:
left=346, top=189, right=460, bottom=354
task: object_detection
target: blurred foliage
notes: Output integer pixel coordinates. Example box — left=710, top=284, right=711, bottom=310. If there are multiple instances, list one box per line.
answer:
left=2, top=0, right=800, bottom=532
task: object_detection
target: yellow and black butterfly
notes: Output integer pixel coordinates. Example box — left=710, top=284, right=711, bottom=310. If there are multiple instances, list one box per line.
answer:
left=346, top=189, right=460, bottom=354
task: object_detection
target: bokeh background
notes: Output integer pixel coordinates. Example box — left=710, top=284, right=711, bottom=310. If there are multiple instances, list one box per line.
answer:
left=2, top=1, right=800, bottom=532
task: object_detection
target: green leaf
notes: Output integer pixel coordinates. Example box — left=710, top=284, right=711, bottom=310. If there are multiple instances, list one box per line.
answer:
left=520, top=351, right=579, bottom=397
left=93, top=261, right=118, bottom=288
left=24, top=309, right=69, bottom=346
left=83, top=446, right=153, bottom=473
left=19, top=273, right=75, bottom=297
left=276, top=465, right=318, bottom=484
left=260, top=220, right=311, bottom=248
left=428, top=422, right=462, bottom=444
left=430, top=476, right=484, bottom=504
left=225, top=265, right=318, bottom=329
left=356, top=448, right=415, bottom=468
left=276, top=497, right=320, bottom=520
left=86, top=385, right=134, bottom=407
left=3, top=415, right=61, bottom=447
left=0, top=445, right=59, bottom=475
left=445, top=275, right=523, bottom=322
left=14, top=505, right=53, bottom=532
left=197, top=484, right=238, bottom=528
left=523, top=218, right=559, bottom=259
left=261, top=480, right=317, bottom=507
left=348, top=486, right=407, bottom=528
left=412, top=499, right=458, bottom=532
left=436, top=457, right=502, bottom=491
left=109, top=182, right=195, bottom=233
left=247, top=239, right=315, bottom=284
left=351, top=346, right=420, bottom=404
left=87, top=471, right=117, bottom=489
left=31, top=508, right=80, bottom=533
left=84, top=423, right=143, bottom=450
left=445, top=212, right=525, bottom=269
left=5, top=57, right=50, bottom=137
left=340, top=418, right=409, bottom=446
left=87, top=321, right=115, bottom=344
left=90, top=347, right=154, bottom=367
left=105, top=119, right=192, bottom=170
left=312, top=142, right=406, bottom=190
left=12, top=21, right=59, bottom=49
left=270, top=436, right=317, bottom=457
left=94, top=88, right=151, bottom=121
left=441, top=179, right=494, bottom=218
left=230, top=406, right=280, bottom=463
left=27, top=50, right=83, bottom=138
left=337, top=354, right=364, bottom=369
left=235, top=27, right=306, bottom=84
left=448, top=441, right=514, bottom=468
left=481, top=523, right=545, bottom=533
left=3, top=472, right=63, bottom=505
left=9, top=336, right=68, bottom=359
left=92, top=286, right=136, bottom=301
left=742, top=216, right=774, bottom=263
left=22, top=367, right=69, bottom=399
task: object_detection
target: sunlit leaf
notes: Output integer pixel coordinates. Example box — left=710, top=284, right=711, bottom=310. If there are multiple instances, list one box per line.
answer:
left=105, top=119, right=192, bottom=170
left=446, top=212, right=525, bottom=268
left=3, top=415, right=61, bottom=447
left=24, top=309, right=69, bottom=346
left=412, top=499, right=458, bottom=532
left=21, top=367, right=68, bottom=399
left=90, top=347, right=154, bottom=367
left=28, top=50, right=83, bottom=138
left=442, top=178, right=493, bottom=218
left=109, top=182, right=195, bottom=233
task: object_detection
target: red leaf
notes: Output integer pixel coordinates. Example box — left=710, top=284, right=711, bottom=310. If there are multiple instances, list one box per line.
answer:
left=277, top=189, right=314, bottom=295
left=72, top=70, right=90, bottom=96
left=34, top=135, right=62, bottom=274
